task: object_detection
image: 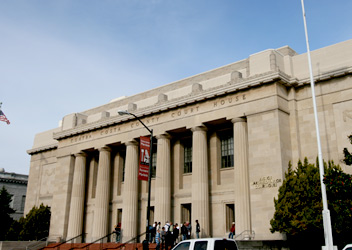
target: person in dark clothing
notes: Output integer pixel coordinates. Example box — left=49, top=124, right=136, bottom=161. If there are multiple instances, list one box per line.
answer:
left=165, top=226, right=172, bottom=250
left=195, top=220, right=200, bottom=238
left=173, top=223, right=180, bottom=245
left=181, top=222, right=188, bottom=241
left=114, top=223, right=121, bottom=242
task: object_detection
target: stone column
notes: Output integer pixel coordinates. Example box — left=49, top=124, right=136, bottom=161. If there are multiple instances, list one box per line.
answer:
left=121, top=140, right=139, bottom=242
left=191, top=126, right=210, bottom=238
left=67, top=152, right=87, bottom=242
left=232, top=118, right=251, bottom=234
left=91, top=146, right=111, bottom=241
left=155, top=134, right=171, bottom=224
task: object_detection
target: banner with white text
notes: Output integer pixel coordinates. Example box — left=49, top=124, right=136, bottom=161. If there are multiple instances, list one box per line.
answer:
left=139, top=136, right=150, bottom=181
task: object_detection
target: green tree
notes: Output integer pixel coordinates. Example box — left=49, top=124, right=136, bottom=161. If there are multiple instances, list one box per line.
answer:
left=324, top=164, right=352, bottom=247
left=270, top=159, right=352, bottom=249
left=18, top=204, right=51, bottom=240
left=343, top=134, right=352, bottom=165
left=0, top=186, right=15, bottom=240
left=270, top=159, right=324, bottom=249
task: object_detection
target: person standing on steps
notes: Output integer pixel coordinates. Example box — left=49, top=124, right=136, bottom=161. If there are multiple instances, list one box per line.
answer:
left=195, top=220, right=200, bottom=238
left=229, top=222, right=236, bottom=239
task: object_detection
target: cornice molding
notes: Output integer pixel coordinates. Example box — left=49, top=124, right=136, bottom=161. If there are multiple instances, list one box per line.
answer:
left=0, top=178, right=28, bottom=185
left=27, top=143, right=58, bottom=155
left=51, top=67, right=352, bottom=140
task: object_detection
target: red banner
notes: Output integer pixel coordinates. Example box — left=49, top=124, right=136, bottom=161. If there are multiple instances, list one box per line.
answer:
left=139, top=136, right=150, bottom=181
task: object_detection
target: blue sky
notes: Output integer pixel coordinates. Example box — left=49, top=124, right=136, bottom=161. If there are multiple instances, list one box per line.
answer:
left=0, top=0, right=351, bottom=175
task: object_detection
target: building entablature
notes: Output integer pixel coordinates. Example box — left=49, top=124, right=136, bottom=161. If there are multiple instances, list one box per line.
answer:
left=53, top=71, right=291, bottom=141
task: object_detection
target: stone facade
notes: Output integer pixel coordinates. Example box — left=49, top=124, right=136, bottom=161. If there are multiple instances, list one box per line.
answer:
left=0, top=169, right=28, bottom=220
left=26, top=39, right=352, bottom=243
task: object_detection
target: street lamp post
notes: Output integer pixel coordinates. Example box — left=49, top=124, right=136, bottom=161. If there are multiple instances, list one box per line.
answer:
left=118, top=110, right=153, bottom=246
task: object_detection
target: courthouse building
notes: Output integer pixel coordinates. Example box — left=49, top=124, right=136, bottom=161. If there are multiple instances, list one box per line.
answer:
left=26, top=39, right=352, bottom=243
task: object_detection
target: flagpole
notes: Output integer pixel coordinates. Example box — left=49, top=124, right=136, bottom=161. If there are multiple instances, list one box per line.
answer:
left=301, top=1, right=334, bottom=249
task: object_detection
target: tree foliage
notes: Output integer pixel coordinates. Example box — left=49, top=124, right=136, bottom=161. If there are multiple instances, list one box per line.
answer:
left=18, top=204, right=51, bottom=240
left=343, top=134, right=352, bottom=165
left=0, top=186, right=15, bottom=240
left=324, top=164, right=352, bottom=246
left=6, top=203, right=51, bottom=241
left=270, top=158, right=352, bottom=249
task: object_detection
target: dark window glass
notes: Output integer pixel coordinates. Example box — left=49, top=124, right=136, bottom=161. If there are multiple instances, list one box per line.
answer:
left=194, top=241, right=208, bottom=250
left=221, top=134, right=234, bottom=168
left=122, top=157, right=126, bottom=182
left=184, top=143, right=192, bottom=173
left=151, top=151, right=157, bottom=178
left=173, top=242, right=190, bottom=250
left=214, top=239, right=238, bottom=250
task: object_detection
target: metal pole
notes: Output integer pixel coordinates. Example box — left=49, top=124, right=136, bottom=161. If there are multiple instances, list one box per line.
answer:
left=300, top=1, right=334, bottom=249
left=118, top=111, right=153, bottom=247
left=146, top=129, right=153, bottom=243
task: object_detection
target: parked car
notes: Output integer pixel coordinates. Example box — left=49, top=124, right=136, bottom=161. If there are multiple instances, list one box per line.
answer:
left=343, top=244, right=352, bottom=250
left=172, top=238, right=238, bottom=250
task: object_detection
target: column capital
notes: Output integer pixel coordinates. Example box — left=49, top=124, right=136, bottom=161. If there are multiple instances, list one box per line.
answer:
left=74, top=151, right=87, bottom=158
left=191, top=125, right=207, bottom=132
left=97, top=146, right=111, bottom=152
left=155, top=133, right=171, bottom=140
left=125, top=140, right=139, bottom=147
left=231, top=117, right=247, bottom=124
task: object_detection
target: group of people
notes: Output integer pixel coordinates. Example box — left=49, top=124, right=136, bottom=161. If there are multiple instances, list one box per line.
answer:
left=114, top=220, right=235, bottom=248
left=152, top=220, right=200, bottom=250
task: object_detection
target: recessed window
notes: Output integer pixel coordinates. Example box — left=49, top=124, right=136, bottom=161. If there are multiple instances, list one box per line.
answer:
left=151, top=151, right=157, bottom=178
left=220, top=134, right=234, bottom=168
left=184, top=142, right=192, bottom=174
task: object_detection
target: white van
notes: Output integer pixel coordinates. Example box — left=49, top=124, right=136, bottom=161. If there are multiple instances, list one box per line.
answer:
left=171, top=238, right=239, bottom=250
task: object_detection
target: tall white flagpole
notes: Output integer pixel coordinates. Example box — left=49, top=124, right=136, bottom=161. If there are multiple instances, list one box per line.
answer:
left=300, top=1, right=334, bottom=249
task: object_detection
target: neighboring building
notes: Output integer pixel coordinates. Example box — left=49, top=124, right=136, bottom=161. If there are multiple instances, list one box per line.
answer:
left=26, top=40, right=352, bottom=243
left=0, top=168, right=28, bottom=220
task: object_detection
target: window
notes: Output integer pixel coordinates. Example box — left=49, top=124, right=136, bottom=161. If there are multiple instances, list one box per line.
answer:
left=214, top=239, right=238, bottom=250
left=184, top=142, right=192, bottom=173
left=151, top=151, right=157, bottom=178
left=173, top=242, right=190, bottom=250
left=220, top=135, right=234, bottom=168
left=21, top=195, right=26, bottom=211
left=194, top=241, right=208, bottom=250
left=122, top=156, right=126, bottom=182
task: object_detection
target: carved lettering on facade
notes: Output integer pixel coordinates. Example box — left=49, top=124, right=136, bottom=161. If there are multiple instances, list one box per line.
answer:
left=70, top=133, right=93, bottom=143
left=131, top=117, right=160, bottom=128
left=252, top=176, right=281, bottom=189
left=213, top=94, right=246, bottom=107
left=171, top=106, right=200, bottom=118
left=100, top=127, right=121, bottom=136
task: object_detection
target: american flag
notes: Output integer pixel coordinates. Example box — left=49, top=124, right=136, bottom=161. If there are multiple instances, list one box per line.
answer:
left=0, top=110, right=10, bottom=124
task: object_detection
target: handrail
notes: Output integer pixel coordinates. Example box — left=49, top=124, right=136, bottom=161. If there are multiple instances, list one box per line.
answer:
left=70, top=231, right=147, bottom=250
left=102, top=232, right=148, bottom=250
left=26, top=237, right=49, bottom=250
left=234, top=230, right=255, bottom=240
left=43, top=233, right=85, bottom=250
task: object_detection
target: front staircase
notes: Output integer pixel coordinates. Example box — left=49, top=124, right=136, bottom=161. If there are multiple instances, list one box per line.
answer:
left=41, top=242, right=158, bottom=250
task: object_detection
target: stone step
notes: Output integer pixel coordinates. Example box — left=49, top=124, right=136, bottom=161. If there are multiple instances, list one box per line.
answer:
left=42, top=243, right=159, bottom=250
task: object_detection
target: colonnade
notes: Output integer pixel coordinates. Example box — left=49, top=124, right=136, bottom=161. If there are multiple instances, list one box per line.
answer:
left=66, top=118, right=251, bottom=242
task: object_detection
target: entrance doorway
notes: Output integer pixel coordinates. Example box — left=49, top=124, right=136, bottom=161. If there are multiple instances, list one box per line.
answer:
left=181, top=203, right=192, bottom=224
